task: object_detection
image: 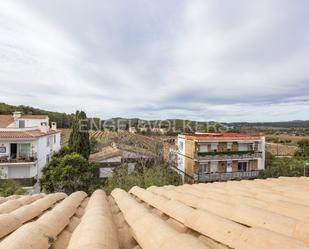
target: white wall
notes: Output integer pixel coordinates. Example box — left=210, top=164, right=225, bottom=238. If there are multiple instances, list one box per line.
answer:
left=258, top=137, right=266, bottom=170
left=177, top=137, right=186, bottom=181
left=8, top=118, right=48, bottom=128
left=8, top=165, right=30, bottom=178
left=0, top=142, right=10, bottom=157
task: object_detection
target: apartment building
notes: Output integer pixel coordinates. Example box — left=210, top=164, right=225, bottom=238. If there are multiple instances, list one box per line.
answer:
left=177, top=133, right=265, bottom=182
left=0, top=112, right=61, bottom=185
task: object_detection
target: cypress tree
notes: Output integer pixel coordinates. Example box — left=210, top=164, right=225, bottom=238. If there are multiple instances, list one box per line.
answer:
left=68, top=110, right=90, bottom=159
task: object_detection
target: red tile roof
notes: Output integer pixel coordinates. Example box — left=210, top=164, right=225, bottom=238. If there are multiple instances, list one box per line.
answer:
left=0, top=129, right=60, bottom=139
left=0, top=115, right=48, bottom=128
left=182, top=132, right=261, bottom=140
left=0, top=115, right=14, bottom=128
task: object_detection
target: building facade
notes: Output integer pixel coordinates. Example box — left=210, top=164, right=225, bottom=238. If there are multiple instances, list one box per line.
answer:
left=177, top=133, right=265, bottom=182
left=0, top=112, right=61, bottom=185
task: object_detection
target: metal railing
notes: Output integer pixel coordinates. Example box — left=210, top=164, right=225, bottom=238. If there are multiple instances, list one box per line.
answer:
left=198, top=170, right=260, bottom=182
left=0, top=155, right=37, bottom=164
left=196, top=151, right=263, bottom=160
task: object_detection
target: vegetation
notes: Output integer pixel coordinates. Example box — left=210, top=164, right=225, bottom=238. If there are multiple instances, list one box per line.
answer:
left=103, top=164, right=182, bottom=194
left=39, top=149, right=100, bottom=195
left=295, top=139, right=309, bottom=158
left=0, top=175, right=25, bottom=197
left=68, top=111, right=91, bottom=159
left=0, top=102, right=74, bottom=128
left=259, top=150, right=308, bottom=178
left=89, top=136, right=99, bottom=153
left=266, top=137, right=292, bottom=144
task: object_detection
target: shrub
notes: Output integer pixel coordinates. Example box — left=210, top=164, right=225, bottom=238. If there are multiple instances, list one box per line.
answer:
left=0, top=179, right=25, bottom=197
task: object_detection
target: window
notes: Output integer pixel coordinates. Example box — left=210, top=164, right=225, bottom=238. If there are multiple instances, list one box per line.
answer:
left=227, top=161, right=232, bottom=172
left=211, top=143, right=218, bottom=152
left=210, top=161, right=218, bottom=173
left=254, top=142, right=259, bottom=151
left=47, top=137, right=50, bottom=147
left=238, top=161, right=248, bottom=172
left=199, top=163, right=208, bottom=173
left=238, top=143, right=248, bottom=151
left=53, top=135, right=56, bottom=144
left=18, top=120, right=25, bottom=128
left=46, top=155, right=50, bottom=163
left=227, top=143, right=232, bottom=152
left=19, top=144, right=31, bottom=157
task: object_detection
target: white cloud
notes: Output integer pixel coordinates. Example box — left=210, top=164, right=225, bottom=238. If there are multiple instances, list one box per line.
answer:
left=0, top=0, right=308, bottom=121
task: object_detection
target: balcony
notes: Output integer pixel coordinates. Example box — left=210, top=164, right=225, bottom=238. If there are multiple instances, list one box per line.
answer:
left=0, top=155, right=37, bottom=165
left=196, top=150, right=263, bottom=161
left=197, top=170, right=260, bottom=182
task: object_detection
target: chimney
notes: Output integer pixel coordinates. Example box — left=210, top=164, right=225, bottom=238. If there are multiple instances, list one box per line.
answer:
left=39, top=122, right=48, bottom=133
left=13, top=111, right=22, bottom=120
left=51, top=122, right=57, bottom=130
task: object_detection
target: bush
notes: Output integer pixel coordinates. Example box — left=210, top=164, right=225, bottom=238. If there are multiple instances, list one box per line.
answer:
left=258, top=155, right=305, bottom=178
left=102, top=164, right=182, bottom=194
left=39, top=152, right=100, bottom=194
left=0, top=179, right=25, bottom=197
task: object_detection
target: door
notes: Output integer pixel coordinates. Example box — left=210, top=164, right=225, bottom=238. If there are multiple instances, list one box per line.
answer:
left=238, top=161, right=248, bottom=172
left=227, top=161, right=233, bottom=172
left=210, top=161, right=218, bottom=173
left=10, top=144, right=17, bottom=159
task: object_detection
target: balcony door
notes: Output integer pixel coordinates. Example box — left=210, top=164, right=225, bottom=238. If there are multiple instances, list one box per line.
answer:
left=238, top=161, right=248, bottom=172
left=210, top=161, right=218, bottom=173
left=10, top=144, right=17, bottom=159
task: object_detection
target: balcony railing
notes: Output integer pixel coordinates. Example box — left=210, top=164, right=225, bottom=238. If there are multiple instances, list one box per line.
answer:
left=0, top=155, right=37, bottom=164
left=197, top=170, right=260, bottom=182
left=196, top=151, right=263, bottom=160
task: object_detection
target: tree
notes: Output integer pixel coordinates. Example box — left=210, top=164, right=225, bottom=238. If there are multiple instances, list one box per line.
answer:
left=103, top=165, right=144, bottom=194
left=295, top=139, right=309, bottom=158
left=258, top=156, right=304, bottom=178
left=143, top=165, right=182, bottom=187
left=39, top=152, right=100, bottom=194
left=90, top=136, right=98, bottom=153
left=102, top=164, right=182, bottom=194
left=68, top=111, right=90, bottom=159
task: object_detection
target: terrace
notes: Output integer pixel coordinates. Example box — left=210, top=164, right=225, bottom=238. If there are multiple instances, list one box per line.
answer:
left=197, top=170, right=260, bottom=182
left=195, top=150, right=263, bottom=160
left=0, top=155, right=37, bottom=164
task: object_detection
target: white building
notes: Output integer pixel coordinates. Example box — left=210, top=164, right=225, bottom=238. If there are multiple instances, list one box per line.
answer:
left=0, top=112, right=61, bottom=185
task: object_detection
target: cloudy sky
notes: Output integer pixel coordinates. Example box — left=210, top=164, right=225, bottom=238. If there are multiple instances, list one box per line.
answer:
left=0, top=0, right=308, bottom=121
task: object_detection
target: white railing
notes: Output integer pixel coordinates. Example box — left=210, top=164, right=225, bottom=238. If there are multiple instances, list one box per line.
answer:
left=196, top=152, right=263, bottom=161
left=198, top=170, right=260, bottom=182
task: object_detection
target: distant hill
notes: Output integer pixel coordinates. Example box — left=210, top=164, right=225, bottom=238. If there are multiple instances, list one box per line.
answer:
left=1, top=102, right=308, bottom=133
left=0, top=102, right=74, bottom=128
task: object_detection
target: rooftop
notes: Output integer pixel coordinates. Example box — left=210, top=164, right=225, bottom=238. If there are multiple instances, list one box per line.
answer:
left=0, top=115, right=14, bottom=128
left=0, top=177, right=309, bottom=249
left=181, top=132, right=262, bottom=140
left=0, top=114, right=48, bottom=128
left=0, top=129, right=60, bottom=139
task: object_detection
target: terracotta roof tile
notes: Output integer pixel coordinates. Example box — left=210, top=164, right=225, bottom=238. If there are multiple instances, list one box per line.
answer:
left=0, top=129, right=60, bottom=139
left=0, top=115, right=14, bottom=128
left=182, top=132, right=262, bottom=140
left=0, top=177, right=309, bottom=249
